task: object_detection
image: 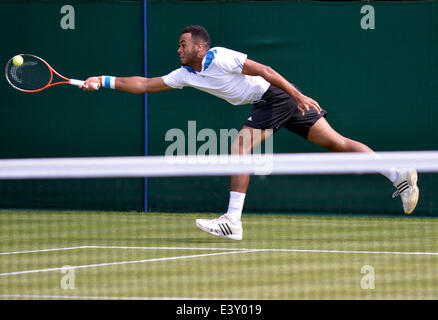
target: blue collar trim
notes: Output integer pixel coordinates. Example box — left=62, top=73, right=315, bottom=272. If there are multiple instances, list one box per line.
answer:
left=183, top=65, right=197, bottom=74
left=182, top=49, right=217, bottom=74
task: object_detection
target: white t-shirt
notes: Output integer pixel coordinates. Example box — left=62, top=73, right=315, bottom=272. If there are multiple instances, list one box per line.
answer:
left=161, top=47, right=270, bottom=105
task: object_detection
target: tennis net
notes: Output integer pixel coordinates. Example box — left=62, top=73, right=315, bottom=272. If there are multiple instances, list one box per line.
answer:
left=0, top=151, right=437, bottom=300
left=0, top=151, right=437, bottom=214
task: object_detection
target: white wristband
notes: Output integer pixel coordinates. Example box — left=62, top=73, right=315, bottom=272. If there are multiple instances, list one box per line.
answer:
left=102, top=76, right=116, bottom=89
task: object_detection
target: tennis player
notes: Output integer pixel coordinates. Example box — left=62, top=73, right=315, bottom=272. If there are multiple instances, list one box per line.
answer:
left=83, top=25, right=419, bottom=240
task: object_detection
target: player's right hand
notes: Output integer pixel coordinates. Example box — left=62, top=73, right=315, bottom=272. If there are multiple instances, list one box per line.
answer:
left=295, top=93, right=322, bottom=116
left=82, top=77, right=101, bottom=91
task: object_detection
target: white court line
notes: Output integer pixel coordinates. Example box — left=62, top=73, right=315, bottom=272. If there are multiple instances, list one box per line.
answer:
left=0, top=246, right=249, bottom=256
left=2, top=245, right=438, bottom=256
left=0, top=246, right=88, bottom=256
left=0, top=249, right=258, bottom=277
left=83, top=245, right=250, bottom=251
left=85, top=246, right=438, bottom=256
left=252, top=248, right=438, bottom=256
left=1, top=245, right=437, bottom=278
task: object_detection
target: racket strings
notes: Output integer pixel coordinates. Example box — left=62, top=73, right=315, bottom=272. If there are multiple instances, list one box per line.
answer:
left=6, top=55, right=52, bottom=91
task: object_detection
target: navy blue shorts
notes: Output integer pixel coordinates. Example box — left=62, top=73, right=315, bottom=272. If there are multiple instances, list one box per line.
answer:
left=244, top=85, right=328, bottom=139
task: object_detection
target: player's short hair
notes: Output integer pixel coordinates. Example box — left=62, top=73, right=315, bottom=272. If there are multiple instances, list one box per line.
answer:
left=181, top=25, right=211, bottom=48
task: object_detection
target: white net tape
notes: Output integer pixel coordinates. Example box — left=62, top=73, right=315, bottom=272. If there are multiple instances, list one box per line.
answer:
left=0, top=151, right=437, bottom=179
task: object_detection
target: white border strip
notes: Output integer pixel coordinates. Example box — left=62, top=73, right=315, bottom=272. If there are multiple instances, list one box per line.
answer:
left=0, top=294, right=213, bottom=300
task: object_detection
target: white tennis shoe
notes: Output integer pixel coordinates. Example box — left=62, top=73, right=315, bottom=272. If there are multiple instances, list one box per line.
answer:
left=195, top=215, right=243, bottom=240
left=392, top=168, right=419, bottom=215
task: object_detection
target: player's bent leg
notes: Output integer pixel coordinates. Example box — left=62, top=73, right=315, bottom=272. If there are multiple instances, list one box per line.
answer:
left=230, top=126, right=272, bottom=193
left=307, top=117, right=419, bottom=214
left=195, top=126, right=272, bottom=240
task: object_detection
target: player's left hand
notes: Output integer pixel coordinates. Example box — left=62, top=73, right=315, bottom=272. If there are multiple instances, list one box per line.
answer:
left=295, top=94, right=322, bottom=116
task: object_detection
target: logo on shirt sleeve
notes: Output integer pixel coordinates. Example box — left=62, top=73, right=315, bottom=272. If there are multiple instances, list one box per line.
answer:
left=234, top=57, right=243, bottom=69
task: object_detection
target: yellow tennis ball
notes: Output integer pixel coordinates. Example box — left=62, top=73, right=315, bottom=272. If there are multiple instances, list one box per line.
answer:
left=12, top=55, right=23, bottom=67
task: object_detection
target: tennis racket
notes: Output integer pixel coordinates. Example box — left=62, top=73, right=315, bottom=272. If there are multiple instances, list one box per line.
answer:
left=5, top=54, right=100, bottom=93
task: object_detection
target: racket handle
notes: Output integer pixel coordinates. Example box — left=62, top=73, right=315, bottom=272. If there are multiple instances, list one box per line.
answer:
left=70, top=79, right=100, bottom=90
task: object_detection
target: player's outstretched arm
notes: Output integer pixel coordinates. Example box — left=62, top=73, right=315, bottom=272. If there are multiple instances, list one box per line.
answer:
left=82, top=76, right=172, bottom=94
left=242, top=59, right=322, bottom=116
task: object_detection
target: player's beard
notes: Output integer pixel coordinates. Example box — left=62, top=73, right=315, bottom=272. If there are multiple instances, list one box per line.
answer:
left=181, top=47, right=198, bottom=66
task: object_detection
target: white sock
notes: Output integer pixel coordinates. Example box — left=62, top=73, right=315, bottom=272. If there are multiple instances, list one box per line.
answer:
left=226, top=191, right=246, bottom=223
left=372, top=153, right=399, bottom=183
